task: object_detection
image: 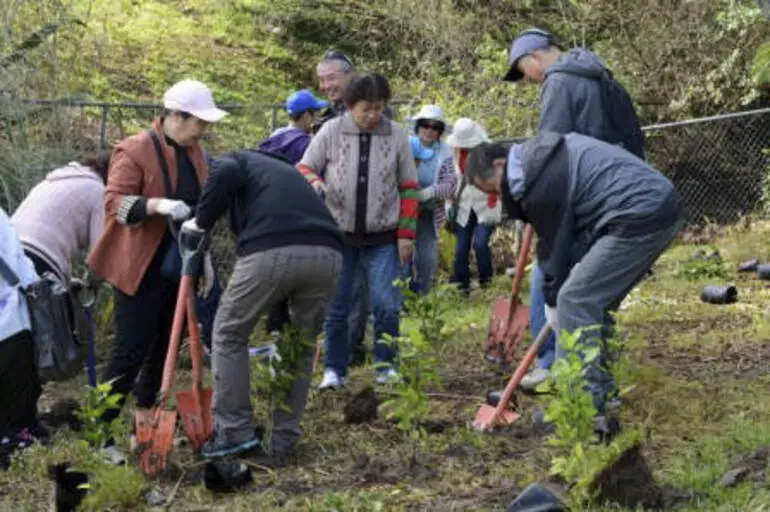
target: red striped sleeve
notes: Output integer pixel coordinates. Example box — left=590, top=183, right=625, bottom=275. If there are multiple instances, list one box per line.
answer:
left=398, top=179, right=419, bottom=239
left=296, top=163, right=322, bottom=185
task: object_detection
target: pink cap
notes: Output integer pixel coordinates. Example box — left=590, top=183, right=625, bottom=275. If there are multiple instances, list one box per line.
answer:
left=162, top=79, right=228, bottom=123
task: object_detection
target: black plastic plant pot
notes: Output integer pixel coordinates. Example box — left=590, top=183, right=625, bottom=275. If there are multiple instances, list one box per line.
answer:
left=759, top=264, right=770, bottom=281
left=738, top=258, right=759, bottom=273
left=700, top=285, right=738, bottom=305
left=204, top=461, right=252, bottom=493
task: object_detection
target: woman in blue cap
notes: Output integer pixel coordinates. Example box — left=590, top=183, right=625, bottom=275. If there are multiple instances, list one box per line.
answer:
left=404, top=104, right=456, bottom=295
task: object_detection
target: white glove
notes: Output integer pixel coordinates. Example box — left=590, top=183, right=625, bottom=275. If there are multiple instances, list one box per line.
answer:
left=181, top=217, right=204, bottom=234
left=544, top=304, right=557, bottom=332
left=153, top=199, right=191, bottom=221
left=197, top=252, right=215, bottom=298
left=417, top=187, right=435, bottom=202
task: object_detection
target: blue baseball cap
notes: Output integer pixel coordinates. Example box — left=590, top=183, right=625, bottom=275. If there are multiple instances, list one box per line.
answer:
left=286, top=89, right=329, bottom=116
left=503, top=28, right=554, bottom=82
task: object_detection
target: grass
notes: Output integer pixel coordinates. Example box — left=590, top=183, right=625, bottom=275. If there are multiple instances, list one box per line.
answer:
left=4, top=220, right=770, bottom=510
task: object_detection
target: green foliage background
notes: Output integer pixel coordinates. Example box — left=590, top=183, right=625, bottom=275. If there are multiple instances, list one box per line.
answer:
left=0, top=0, right=767, bottom=210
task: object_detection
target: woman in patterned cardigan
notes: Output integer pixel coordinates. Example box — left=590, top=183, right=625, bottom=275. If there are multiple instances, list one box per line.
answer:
left=404, top=104, right=456, bottom=295
left=298, top=72, right=419, bottom=390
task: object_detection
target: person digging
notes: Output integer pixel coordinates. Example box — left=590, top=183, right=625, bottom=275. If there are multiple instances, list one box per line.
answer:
left=181, top=148, right=344, bottom=466
left=465, top=132, right=683, bottom=440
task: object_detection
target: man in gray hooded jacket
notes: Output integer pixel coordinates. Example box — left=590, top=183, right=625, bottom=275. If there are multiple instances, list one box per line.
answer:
left=465, top=132, right=682, bottom=433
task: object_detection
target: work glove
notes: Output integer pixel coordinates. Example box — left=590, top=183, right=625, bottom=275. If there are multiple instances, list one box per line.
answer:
left=197, top=252, right=215, bottom=299
left=181, top=217, right=204, bottom=234
left=544, top=304, right=557, bottom=333
left=153, top=198, right=191, bottom=221
left=417, top=186, right=435, bottom=202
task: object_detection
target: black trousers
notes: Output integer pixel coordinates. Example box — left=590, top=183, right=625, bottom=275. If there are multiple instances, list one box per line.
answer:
left=101, top=251, right=179, bottom=422
left=0, top=330, right=41, bottom=437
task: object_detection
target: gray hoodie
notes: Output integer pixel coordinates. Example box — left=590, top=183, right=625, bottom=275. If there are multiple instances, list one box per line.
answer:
left=539, top=48, right=644, bottom=159
left=513, top=132, right=681, bottom=305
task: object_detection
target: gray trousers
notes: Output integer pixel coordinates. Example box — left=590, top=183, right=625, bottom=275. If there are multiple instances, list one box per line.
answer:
left=211, top=245, right=341, bottom=454
left=556, top=222, right=682, bottom=412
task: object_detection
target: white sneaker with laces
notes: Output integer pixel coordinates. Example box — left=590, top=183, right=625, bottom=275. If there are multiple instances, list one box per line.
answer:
left=319, top=368, right=345, bottom=390
left=520, top=368, right=553, bottom=391
left=376, top=367, right=400, bottom=385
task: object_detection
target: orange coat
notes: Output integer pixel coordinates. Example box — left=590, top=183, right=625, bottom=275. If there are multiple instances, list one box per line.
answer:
left=87, top=119, right=207, bottom=296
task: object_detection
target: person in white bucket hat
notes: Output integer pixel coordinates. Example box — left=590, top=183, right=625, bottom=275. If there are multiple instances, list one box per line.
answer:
left=445, top=118, right=501, bottom=296
left=87, top=79, right=226, bottom=464
left=403, top=104, right=456, bottom=295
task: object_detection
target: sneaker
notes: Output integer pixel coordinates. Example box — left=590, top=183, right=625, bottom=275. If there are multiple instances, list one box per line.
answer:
left=375, top=367, right=400, bottom=385
left=201, top=434, right=263, bottom=460
left=319, top=369, right=345, bottom=390
left=101, top=445, right=126, bottom=466
left=520, top=368, right=553, bottom=391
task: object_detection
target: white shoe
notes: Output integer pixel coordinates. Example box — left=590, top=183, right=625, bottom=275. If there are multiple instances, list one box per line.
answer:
left=376, top=368, right=401, bottom=385
left=520, top=368, right=552, bottom=391
left=101, top=445, right=126, bottom=466
left=319, top=369, right=345, bottom=390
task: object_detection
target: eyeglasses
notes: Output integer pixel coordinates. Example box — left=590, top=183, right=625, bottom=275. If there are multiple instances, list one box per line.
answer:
left=419, top=122, right=444, bottom=132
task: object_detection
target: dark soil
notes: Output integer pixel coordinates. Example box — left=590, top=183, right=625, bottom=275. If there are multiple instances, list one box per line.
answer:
left=343, top=386, right=379, bottom=424
left=591, top=443, right=664, bottom=509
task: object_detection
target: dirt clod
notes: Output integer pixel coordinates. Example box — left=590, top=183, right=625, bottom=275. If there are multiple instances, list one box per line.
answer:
left=591, top=444, right=663, bottom=509
left=719, top=445, right=770, bottom=488
left=343, top=386, right=379, bottom=424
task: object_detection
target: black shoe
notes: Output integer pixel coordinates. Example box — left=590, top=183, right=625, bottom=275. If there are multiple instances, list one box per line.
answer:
left=204, top=460, right=252, bottom=493
left=202, top=434, right=263, bottom=460
left=594, top=415, right=621, bottom=445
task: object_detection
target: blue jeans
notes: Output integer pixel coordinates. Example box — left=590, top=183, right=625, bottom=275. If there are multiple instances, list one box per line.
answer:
left=401, top=211, right=438, bottom=295
left=530, top=262, right=556, bottom=369
left=324, top=243, right=401, bottom=377
left=452, top=210, right=495, bottom=292
left=348, top=265, right=369, bottom=354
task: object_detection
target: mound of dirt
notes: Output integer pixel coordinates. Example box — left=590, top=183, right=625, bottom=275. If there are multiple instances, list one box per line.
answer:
left=343, top=386, right=379, bottom=424
left=590, top=444, right=663, bottom=509
left=719, top=445, right=770, bottom=488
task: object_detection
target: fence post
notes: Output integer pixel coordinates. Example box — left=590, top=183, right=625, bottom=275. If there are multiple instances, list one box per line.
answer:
left=99, top=106, right=110, bottom=150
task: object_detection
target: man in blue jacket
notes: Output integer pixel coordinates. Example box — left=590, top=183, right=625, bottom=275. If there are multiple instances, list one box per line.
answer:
left=503, top=28, right=646, bottom=389
left=259, top=90, right=328, bottom=166
left=465, top=133, right=682, bottom=438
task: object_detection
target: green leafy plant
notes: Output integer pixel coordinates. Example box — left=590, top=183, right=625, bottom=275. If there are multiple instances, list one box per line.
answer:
left=251, top=325, right=315, bottom=447
left=381, top=280, right=459, bottom=441
left=674, top=247, right=731, bottom=280
left=73, top=379, right=126, bottom=451
left=542, top=326, right=642, bottom=504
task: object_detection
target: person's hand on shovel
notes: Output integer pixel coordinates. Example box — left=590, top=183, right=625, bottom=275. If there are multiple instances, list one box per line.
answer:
left=181, top=217, right=214, bottom=298
left=398, top=238, right=415, bottom=267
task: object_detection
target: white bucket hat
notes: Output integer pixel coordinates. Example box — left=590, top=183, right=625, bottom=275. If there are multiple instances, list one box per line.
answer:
left=413, top=104, right=446, bottom=128
left=446, top=118, right=490, bottom=148
left=163, top=79, right=228, bottom=123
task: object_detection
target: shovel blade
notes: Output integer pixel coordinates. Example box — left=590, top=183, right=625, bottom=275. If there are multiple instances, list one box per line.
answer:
left=175, top=388, right=213, bottom=452
left=472, top=404, right=521, bottom=432
left=135, top=409, right=177, bottom=477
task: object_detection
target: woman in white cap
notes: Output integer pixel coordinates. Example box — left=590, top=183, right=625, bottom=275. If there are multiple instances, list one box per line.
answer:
left=87, top=79, right=227, bottom=463
left=404, top=104, right=456, bottom=295
left=446, top=118, right=501, bottom=295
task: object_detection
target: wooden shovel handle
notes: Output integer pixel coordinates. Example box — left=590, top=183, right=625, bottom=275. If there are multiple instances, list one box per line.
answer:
left=506, top=225, right=534, bottom=324
left=158, top=275, right=193, bottom=402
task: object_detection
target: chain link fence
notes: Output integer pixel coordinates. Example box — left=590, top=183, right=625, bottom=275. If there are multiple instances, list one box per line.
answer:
left=498, top=107, right=770, bottom=225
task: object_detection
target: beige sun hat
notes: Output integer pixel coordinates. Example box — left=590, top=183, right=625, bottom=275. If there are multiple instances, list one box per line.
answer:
left=446, top=118, right=490, bottom=148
